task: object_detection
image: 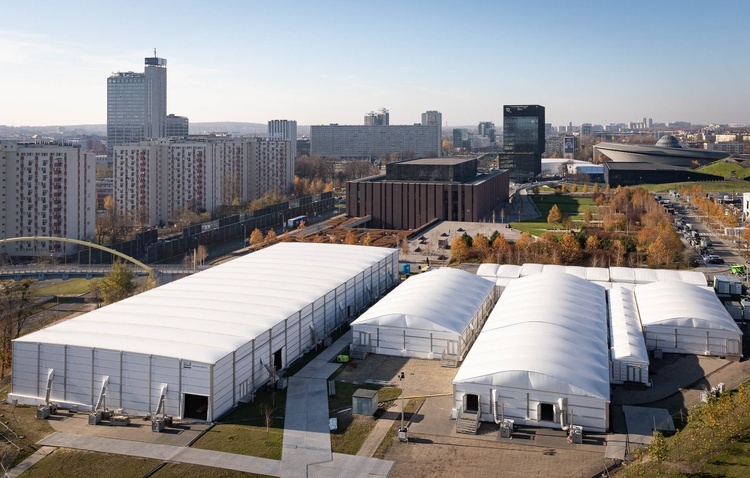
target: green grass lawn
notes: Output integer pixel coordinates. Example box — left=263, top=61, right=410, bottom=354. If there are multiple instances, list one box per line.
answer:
left=191, top=387, right=286, bottom=460
left=152, top=463, right=273, bottom=478
left=32, top=278, right=100, bottom=297
left=698, top=160, right=750, bottom=179
left=643, top=179, right=750, bottom=194
left=510, top=195, right=595, bottom=236
left=18, top=448, right=160, bottom=478
left=329, top=382, right=401, bottom=455
left=698, top=434, right=750, bottom=477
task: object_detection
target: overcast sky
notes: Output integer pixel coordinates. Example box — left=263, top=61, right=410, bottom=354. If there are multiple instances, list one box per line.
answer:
left=2, top=0, right=748, bottom=127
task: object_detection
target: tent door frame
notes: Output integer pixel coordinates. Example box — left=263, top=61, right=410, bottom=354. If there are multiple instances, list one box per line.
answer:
left=463, top=393, right=479, bottom=413
left=626, top=364, right=641, bottom=383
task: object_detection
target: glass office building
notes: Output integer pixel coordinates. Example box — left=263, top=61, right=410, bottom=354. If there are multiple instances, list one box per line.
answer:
left=499, top=105, right=545, bottom=181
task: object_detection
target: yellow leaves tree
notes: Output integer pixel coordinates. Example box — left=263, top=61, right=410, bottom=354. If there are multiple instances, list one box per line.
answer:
left=647, top=236, right=672, bottom=268
left=515, top=232, right=534, bottom=264
left=473, top=234, right=491, bottom=261
left=99, top=260, right=136, bottom=305
left=344, top=230, right=357, bottom=245
left=492, top=234, right=510, bottom=263
left=559, top=232, right=583, bottom=265
left=265, top=229, right=278, bottom=245
left=249, top=228, right=264, bottom=246
left=547, top=204, right=562, bottom=224
left=450, top=235, right=470, bottom=264
left=610, top=240, right=626, bottom=267
left=583, top=207, right=593, bottom=224
left=362, top=233, right=373, bottom=246
left=582, top=184, right=589, bottom=194
left=585, top=235, right=601, bottom=253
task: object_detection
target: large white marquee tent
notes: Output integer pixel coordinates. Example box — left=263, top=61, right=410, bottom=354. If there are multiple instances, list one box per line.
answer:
left=453, top=273, right=611, bottom=433
left=10, top=243, right=399, bottom=421
left=608, top=286, right=649, bottom=385
left=350, top=268, right=497, bottom=360
left=635, top=281, right=742, bottom=358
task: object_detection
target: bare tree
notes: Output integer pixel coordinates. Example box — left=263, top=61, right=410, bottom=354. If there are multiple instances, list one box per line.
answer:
left=0, top=280, right=38, bottom=376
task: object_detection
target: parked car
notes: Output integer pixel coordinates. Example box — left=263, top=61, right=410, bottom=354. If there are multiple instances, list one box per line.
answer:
left=707, top=255, right=725, bottom=264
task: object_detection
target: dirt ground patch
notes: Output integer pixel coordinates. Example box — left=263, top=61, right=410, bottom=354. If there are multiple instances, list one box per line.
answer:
left=333, top=355, right=458, bottom=397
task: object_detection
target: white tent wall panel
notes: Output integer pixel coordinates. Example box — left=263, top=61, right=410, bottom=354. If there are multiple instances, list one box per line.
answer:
left=10, top=343, right=38, bottom=397
left=453, top=384, right=609, bottom=432
left=213, top=353, right=235, bottom=419
left=40, top=345, right=65, bottom=404
left=121, top=353, right=151, bottom=413
left=645, top=326, right=740, bottom=357
left=65, top=346, right=93, bottom=406
left=148, top=356, right=180, bottom=417
left=93, top=350, right=121, bottom=410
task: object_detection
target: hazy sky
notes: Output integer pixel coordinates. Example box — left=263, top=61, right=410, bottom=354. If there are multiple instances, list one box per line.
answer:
left=2, top=0, right=748, bottom=127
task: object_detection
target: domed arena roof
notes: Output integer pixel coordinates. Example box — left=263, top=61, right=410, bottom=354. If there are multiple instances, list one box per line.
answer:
left=655, top=135, right=682, bottom=148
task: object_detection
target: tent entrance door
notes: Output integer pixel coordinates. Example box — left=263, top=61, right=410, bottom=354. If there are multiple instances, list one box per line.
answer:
left=539, top=403, right=555, bottom=422
left=727, top=339, right=741, bottom=356
left=183, top=393, right=209, bottom=421
left=358, top=332, right=370, bottom=347
left=464, top=394, right=479, bottom=413
left=626, top=365, right=641, bottom=383
left=446, top=341, right=458, bottom=356
left=273, top=349, right=283, bottom=372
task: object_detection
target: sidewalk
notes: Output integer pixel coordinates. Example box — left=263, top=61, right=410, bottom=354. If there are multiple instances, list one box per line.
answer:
left=281, top=329, right=395, bottom=477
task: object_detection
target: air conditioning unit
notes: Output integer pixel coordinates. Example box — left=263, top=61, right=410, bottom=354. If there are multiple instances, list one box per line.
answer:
left=569, top=425, right=583, bottom=444
left=500, top=419, right=514, bottom=438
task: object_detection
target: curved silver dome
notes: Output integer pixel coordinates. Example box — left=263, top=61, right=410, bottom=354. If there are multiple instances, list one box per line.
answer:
left=655, top=135, right=681, bottom=148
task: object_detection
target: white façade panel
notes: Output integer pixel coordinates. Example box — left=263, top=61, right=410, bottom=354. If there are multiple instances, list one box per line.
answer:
left=93, top=349, right=121, bottom=410
left=39, top=344, right=65, bottom=403
left=65, top=346, right=94, bottom=406
left=150, top=356, right=180, bottom=417
left=11, top=342, right=38, bottom=397
left=213, top=353, right=234, bottom=419
left=121, top=352, right=150, bottom=413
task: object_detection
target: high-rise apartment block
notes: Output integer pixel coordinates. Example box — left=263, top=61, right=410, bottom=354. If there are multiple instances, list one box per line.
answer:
left=421, top=110, right=442, bottom=127
left=107, top=56, right=168, bottom=159
left=0, top=141, right=95, bottom=257
left=364, top=108, right=389, bottom=126
left=499, top=105, right=545, bottom=181
left=268, top=120, right=298, bottom=159
left=113, top=138, right=293, bottom=226
left=166, top=114, right=189, bottom=138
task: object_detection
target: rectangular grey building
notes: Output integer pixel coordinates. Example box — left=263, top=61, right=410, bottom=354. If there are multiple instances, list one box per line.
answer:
left=310, top=124, right=441, bottom=160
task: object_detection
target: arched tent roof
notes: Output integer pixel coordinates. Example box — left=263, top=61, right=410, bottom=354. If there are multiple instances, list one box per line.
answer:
left=635, top=281, right=741, bottom=333
left=351, top=268, right=494, bottom=334
left=454, top=273, right=610, bottom=401
left=15, top=243, right=397, bottom=364
left=609, top=286, right=649, bottom=363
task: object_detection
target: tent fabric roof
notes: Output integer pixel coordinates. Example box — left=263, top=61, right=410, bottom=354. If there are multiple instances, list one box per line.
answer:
left=454, top=273, right=610, bottom=401
left=351, top=268, right=494, bottom=334
left=609, top=286, right=649, bottom=363
left=478, top=264, right=704, bottom=286
left=14, top=243, right=397, bottom=364
left=635, top=281, right=741, bottom=333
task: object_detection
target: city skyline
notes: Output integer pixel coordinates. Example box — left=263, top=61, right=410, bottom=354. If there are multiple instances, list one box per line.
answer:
left=2, top=0, right=749, bottom=127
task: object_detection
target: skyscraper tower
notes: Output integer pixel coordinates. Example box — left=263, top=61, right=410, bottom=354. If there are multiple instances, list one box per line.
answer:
left=498, top=105, right=545, bottom=181
left=107, top=55, right=167, bottom=159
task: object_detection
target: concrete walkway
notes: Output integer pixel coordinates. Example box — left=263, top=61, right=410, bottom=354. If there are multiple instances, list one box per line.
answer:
left=7, top=446, right=55, bottom=478
left=281, top=329, right=394, bottom=477
left=357, top=400, right=403, bottom=457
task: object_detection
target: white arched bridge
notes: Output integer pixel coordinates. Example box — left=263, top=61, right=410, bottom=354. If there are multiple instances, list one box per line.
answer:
left=0, top=236, right=205, bottom=281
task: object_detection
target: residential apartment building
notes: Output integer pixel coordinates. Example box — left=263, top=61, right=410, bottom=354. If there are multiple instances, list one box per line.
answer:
left=310, top=122, right=441, bottom=159
left=268, top=120, right=298, bottom=159
left=114, top=138, right=293, bottom=226
left=421, top=110, right=442, bottom=127
left=364, top=108, right=389, bottom=126
left=107, top=56, right=167, bottom=159
left=166, top=114, right=189, bottom=138
left=0, top=141, right=95, bottom=257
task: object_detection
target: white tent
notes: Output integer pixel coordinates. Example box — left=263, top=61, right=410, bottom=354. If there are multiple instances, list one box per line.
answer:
left=608, top=286, right=649, bottom=385
left=351, top=268, right=496, bottom=360
left=10, top=243, right=399, bottom=421
left=635, top=281, right=742, bottom=358
left=453, top=273, right=610, bottom=432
